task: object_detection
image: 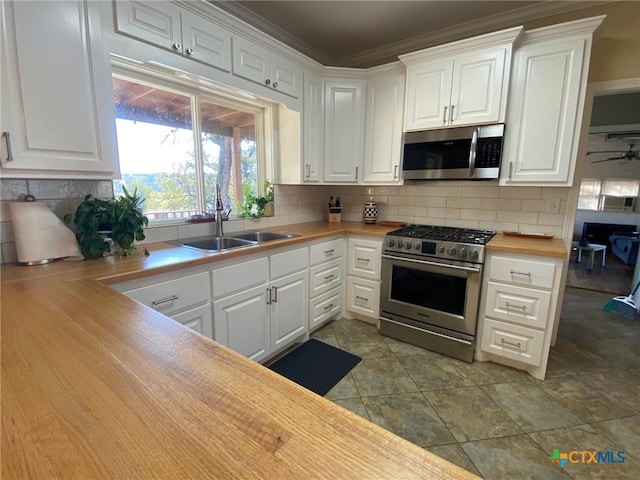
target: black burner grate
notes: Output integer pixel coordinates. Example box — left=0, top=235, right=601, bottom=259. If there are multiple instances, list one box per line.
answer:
left=388, top=224, right=496, bottom=245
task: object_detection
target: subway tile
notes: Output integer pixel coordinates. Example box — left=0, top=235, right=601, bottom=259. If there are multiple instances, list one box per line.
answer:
left=497, top=211, right=538, bottom=224
left=459, top=209, right=497, bottom=221
left=445, top=197, right=478, bottom=209
left=482, top=221, right=519, bottom=232
left=177, top=222, right=216, bottom=239
left=444, top=218, right=480, bottom=228
left=541, top=187, right=571, bottom=200
left=1, top=180, right=28, bottom=200
left=499, top=187, right=542, bottom=199
left=520, top=224, right=563, bottom=237
left=27, top=179, right=97, bottom=200
left=537, top=213, right=565, bottom=226
left=372, top=186, right=400, bottom=196
left=0, top=201, right=12, bottom=222
left=461, top=186, right=499, bottom=198
left=0, top=222, right=14, bottom=242
left=521, top=199, right=548, bottom=212
left=2, top=242, right=17, bottom=263
left=398, top=206, right=428, bottom=217
left=416, top=196, right=446, bottom=207
left=277, top=204, right=301, bottom=215
left=387, top=195, right=416, bottom=207
left=398, top=185, right=427, bottom=196
left=481, top=198, right=522, bottom=211
left=242, top=217, right=270, bottom=230
left=427, top=207, right=460, bottom=219
left=429, top=186, right=462, bottom=197
left=96, top=181, right=114, bottom=199
left=138, top=225, right=179, bottom=244
left=42, top=199, right=72, bottom=221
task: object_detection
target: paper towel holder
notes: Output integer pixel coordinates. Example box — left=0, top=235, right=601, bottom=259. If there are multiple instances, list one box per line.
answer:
left=15, top=195, right=63, bottom=266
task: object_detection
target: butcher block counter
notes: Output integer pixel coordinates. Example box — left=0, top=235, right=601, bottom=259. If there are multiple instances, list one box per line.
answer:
left=1, top=221, right=479, bottom=480
left=487, top=233, right=568, bottom=258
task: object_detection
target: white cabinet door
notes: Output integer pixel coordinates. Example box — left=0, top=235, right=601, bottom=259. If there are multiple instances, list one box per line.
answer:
left=180, top=10, right=232, bottom=72
left=501, top=37, right=586, bottom=186
left=364, top=73, right=405, bottom=183
left=302, top=72, right=323, bottom=183
left=449, top=48, right=506, bottom=126
left=1, top=0, right=117, bottom=176
left=214, top=284, right=270, bottom=363
left=232, top=36, right=301, bottom=99
left=309, top=287, right=342, bottom=331
left=114, top=1, right=182, bottom=52
left=404, top=59, right=453, bottom=130
left=347, top=238, right=382, bottom=280
left=171, top=303, right=214, bottom=339
left=270, top=271, right=308, bottom=352
left=346, top=276, right=380, bottom=319
left=323, top=79, right=365, bottom=182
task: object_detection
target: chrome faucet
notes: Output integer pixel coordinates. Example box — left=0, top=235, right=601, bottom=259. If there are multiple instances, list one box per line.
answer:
left=214, top=183, right=228, bottom=237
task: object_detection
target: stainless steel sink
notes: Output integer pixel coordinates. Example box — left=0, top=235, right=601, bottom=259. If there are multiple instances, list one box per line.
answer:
left=231, top=231, right=297, bottom=243
left=182, top=236, right=256, bottom=252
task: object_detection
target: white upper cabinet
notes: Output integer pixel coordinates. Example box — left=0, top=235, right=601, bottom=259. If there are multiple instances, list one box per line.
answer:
left=500, top=16, right=605, bottom=186
left=363, top=70, right=405, bottom=183
left=0, top=0, right=118, bottom=178
left=400, top=26, right=522, bottom=131
left=323, top=77, right=366, bottom=182
left=302, top=71, right=323, bottom=183
left=114, top=1, right=233, bottom=72
left=232, top=36, right=302, bottom=98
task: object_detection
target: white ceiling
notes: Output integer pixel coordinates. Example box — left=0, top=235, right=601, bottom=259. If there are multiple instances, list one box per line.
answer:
left=212, top=1, right=608, bottom=67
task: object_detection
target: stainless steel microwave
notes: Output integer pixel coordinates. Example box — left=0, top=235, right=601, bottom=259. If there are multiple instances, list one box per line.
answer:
left=402, top=123, right=504, bottom=180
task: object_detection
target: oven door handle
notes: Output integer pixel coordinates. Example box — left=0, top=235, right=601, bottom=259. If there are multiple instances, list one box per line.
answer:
left=382, top=254, right=481, bottom=274
left=380, top=317, right=473, bottom=346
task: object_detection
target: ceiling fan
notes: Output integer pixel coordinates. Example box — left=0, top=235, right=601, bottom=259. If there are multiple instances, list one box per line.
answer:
left=588, top=144, right=640, bottom=163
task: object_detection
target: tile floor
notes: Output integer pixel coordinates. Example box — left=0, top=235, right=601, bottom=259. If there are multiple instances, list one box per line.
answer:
left=311, top=287, right=640, bottom=479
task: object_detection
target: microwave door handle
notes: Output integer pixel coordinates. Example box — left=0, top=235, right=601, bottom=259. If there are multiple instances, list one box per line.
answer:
left=469, top=127, right=479, bottom=177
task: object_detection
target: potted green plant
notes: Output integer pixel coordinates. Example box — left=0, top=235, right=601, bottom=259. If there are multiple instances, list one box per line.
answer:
left=64, top=186, right=149, bottom=258
left=238, top=180, right=274, bottom=218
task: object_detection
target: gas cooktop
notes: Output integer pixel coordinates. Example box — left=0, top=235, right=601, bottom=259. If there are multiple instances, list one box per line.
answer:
left=387, top=224, right=496, bottom=245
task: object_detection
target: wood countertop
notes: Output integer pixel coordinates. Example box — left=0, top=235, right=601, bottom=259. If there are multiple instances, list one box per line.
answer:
left=487, top=233, right=568, bottom=258
left=1, top=221, right=480, bottom=480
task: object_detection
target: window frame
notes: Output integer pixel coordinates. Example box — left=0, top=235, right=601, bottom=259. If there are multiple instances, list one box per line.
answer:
left=111, top=59, right=272, bottom=225
left=578, top=177, right=640, bottom=211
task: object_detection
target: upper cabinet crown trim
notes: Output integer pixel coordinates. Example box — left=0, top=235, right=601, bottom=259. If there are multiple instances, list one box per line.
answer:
left=399, top=26, right=524, bottom=65
left=519, top=14, right=606, bottom=44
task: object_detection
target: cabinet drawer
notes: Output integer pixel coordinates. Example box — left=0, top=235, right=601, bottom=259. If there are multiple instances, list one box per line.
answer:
left=310, top=238, right=344, bottom=266
left=348, top=238, right=382, bottom=279
left=489, top=256, right=556, bottom=289
left=309, top=259, right=343, bottom=297
left=346, top=276, right=380, bottom=319
left=171, top=303, right=213, bottom=339
left=124, top=272, right=210, bottom=316
left=310, top=287, right=341, bottom=331
left=212, top=257, right=269, bottom=298
left=485, top=282, right=550, bottom=330
left=481, top=318, right=545, bottom=366
left=270, top=247, right=308, bottom=279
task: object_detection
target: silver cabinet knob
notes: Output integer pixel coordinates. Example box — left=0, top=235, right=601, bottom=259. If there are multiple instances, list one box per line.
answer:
left=172, top=42, right=181, bottom=50
left=185, top=47, right=194, bottom=55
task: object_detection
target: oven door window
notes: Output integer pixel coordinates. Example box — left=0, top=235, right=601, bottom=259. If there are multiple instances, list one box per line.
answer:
left=390, top=264, right=466, bottom=316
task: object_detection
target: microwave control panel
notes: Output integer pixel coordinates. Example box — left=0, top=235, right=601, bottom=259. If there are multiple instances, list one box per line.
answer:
left=476, top=137, right=502, bottom=168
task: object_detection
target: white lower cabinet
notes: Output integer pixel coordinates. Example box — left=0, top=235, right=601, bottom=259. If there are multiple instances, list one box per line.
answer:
left=476, top=251, right=564, bottom=380
left=346, top=237, right=383, bottom=321
left=308, top=238, right=345, bottom=331
left=212, top=247, right=309, bottom=362
left=114, top=269, right=213, bottom=340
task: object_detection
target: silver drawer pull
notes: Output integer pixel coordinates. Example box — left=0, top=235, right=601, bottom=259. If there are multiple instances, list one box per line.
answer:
left=355, top=295, right=368, bottom=302
left=151, top=295, right=179, bottom=306
left=2, top=132, right=14, bottom=162
left=324, top=249, right=335, bottom=255
left=500, top=338, right=521, bottom=349
left=271, top=286, right=278, bottom=303
left=505, top=302, right=526, bottom=311
left=356, top=257, right=370, bottom=263
left=510, top=270, right=532, bottom=277
left=323, top=304, right=334, bottom=311
left=324, top=274, right=335, bottom=281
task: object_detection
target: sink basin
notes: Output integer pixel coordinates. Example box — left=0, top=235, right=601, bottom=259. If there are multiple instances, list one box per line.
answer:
left=182, top=236, right=255, bottom=252
left=232, top=231, right=297, bottom=243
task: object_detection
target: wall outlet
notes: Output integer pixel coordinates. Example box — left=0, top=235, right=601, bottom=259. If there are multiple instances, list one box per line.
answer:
left=547, top=198, right=560, bottom=214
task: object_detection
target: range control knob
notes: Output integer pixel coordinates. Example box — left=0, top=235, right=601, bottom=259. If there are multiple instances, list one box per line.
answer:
left=388, top=239, right=395, bottom=248
left=405, top=243, right=412, bottom=250
left=459, top=248, right=466, bottom=258
left=439, top=246, right=445, bottom=253
left=448, top=247, right=457, bottom=256
left=469, top=250, right=479, bottom=261
left=414, top=242, right=421, bottom=251
left=397, top=240, right=404, bottom=248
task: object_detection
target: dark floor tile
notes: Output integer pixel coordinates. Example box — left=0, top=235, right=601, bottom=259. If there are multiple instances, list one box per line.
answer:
left=337, top=340, right=393, bottom=359
left=333, top=398, right=370, bottom=421
left=592, top=415, right=640, bottom=462
left=398, top=355, right=475, bottom=391
left=350, top=356, right=418, bottom=397
left=545, top=342, right=612, bottom=379
left=582, top=337, right=640, bottom=370
left=585, top=372, right=640, bottom=412
left=325, top=373, right=360, bottom=400
left=364, top=393, right=455, bottom=447
left=462, top=434, right=570, bottom=480
left=424, top=386, right=522, bottom=442
left=482, top=382, right=583, bottom=432
left=458, top=360, right=533, bottom=386
left=427, top=444, right=482, bottom=477
left=530, top=424, right=640, bottom=479
left=331, top=317, right=380, bottom=343
left=538, top=377, right=636, bottom=423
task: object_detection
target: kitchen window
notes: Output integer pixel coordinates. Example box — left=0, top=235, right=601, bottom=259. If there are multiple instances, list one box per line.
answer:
left=112, top=72, right=266, bottom=222
left=578, top=178, right=639, bottom=210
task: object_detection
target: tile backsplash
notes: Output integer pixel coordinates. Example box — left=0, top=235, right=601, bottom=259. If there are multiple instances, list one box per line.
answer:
left=0, top=179, right=571, bottom=264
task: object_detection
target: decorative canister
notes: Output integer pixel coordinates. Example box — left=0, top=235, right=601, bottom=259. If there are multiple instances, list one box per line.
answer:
left=362, top=200, right=378, bottom=224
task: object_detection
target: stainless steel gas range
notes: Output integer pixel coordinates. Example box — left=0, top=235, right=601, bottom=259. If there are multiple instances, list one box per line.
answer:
left=379, top=224, right=496, bottom=362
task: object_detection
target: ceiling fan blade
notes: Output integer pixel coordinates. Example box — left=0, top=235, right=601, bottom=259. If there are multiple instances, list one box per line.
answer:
left=591, top=157, right=623, bottom=163
left=586, top=150, right=627, bottom=155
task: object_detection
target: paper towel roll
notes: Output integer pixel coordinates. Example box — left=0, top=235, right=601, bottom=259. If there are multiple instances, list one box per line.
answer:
left=9, top=202, right=83, bottom=265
